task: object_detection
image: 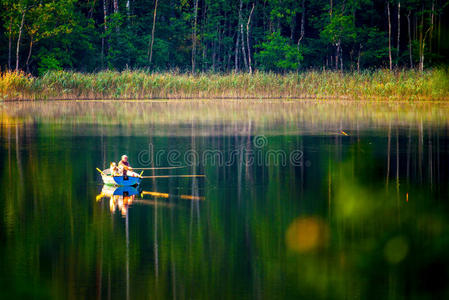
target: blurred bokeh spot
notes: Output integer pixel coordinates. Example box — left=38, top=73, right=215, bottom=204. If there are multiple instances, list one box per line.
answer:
left=384, top=236, right=409, bottom=264
left=286, top=217, right=329, bottom=253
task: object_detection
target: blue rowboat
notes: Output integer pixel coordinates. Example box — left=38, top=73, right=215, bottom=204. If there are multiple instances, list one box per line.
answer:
left=101, top=169, right=141, bottom=186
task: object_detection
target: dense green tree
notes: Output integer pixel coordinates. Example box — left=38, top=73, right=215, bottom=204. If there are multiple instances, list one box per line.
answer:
left=0, top=0, right=447, bottom=74
left=255, top=31, right=303, bottom=71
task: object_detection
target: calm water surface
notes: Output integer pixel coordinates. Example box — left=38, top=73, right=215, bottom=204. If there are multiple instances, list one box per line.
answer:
left=1, top=100, right=449, bottom=299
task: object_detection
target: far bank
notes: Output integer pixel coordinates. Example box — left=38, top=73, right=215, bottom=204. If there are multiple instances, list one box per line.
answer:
left=1, top=69, right=448, bottom=101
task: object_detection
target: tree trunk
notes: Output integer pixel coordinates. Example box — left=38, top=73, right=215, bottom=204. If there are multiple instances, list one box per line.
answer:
left=396, top=2, right=400, bottom=66
left=240, top=23, right=248, bottom=71
left=335, top=41, right=340, bottom=70
left=239, top=0, right=248, bottom=71
left=340, top=45, right=343, bottom=71
left=328, top=0, right=334, bottom=76
left=419, top=6, right=424, bottom=71
left=407, top=10, right=413, bottom=68
left=212, top=38, right=216, bottom=72
left=15, top=9, right=26, bottom=72
left=290, top=13, right=295, bottom=40
left=227, top=16, right=232, bottom=71
left=429, top=1, right=434, bottom=56
left=88, top=0, right=97, bottom=19
left=387, top=0, right=392, bottom=70
left=234, top=30, right=240, bottom=71
left=413, top=12, right=416, bottom=41
left=101, top=36, right=105, bottom=69
left=26, top=38, right=33, bottom=73
left=102, top=0, right=108, bottom=68
left=8, top=17, right=12, bottom=70
left=220, top=24, right=225, bottom=70
left=437, top=9, right=441, bottom=54
left=202, top=0, right=207, bottom=71
left=191, top=0, right=199, bottom=73
left=357, top=43, right=362, bottom=72
left=126, top=0, right=130, bottom=18
left=297, top=0, right=305, bottom=51
left=103, top=0, right=108, bottom=30
left=235, top=0, right=243, bottom=72
left=148, top=0, right=158, bottom=65
left=216, top=24, right=222, bottom=71
left=113, top=0, right=119, bottom=13
left=246, top=3, right=255, bottom=74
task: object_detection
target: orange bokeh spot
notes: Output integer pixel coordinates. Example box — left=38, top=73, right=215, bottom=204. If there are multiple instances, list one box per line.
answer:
left=286, top=217, right=329, bottom=253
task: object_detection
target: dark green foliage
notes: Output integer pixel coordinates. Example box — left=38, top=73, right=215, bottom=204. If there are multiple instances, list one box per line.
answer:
left=0, top=0, right=448, bottom=74
left=255, top=31, right=303, bottom=71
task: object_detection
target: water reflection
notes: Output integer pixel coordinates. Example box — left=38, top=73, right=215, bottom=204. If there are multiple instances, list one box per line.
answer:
left=96, top=186, right=139, bottom=216
left=0, top=102, right=449, bottom=298
left=95, top=185, right=193, bottom=216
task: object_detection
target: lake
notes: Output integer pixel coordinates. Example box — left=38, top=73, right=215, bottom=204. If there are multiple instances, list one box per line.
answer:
left=1, top=100, right=449, bottom=299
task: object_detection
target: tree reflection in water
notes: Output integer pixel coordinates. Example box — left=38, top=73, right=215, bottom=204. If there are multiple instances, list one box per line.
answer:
left=1, top=101, right=449, bottom=299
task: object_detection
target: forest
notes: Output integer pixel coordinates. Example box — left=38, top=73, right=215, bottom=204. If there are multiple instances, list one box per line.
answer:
left=1, top=0, right=448, bottom=75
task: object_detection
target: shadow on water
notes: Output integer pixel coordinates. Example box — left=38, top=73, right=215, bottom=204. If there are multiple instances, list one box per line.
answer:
left=0, top=100, right=449, bottom=299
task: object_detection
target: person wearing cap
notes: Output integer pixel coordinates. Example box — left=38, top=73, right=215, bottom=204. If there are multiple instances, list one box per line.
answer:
left=118, top=155, right=132, bottom=171
left=118, top=155, right=140, bottom=177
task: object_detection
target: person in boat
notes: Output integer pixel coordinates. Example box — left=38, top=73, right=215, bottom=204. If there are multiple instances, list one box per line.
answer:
left=110, top=162, right=120, bottom=176
left=118, top=154, right=140, bottom=177
left=118, top=155, right=132, bottom=170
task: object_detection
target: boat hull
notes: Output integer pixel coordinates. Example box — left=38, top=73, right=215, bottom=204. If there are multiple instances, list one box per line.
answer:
left=102, top=174, right=141, bottom=186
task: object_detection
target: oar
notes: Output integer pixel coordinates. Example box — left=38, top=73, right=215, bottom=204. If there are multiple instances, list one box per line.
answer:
left=141, top=174, right=205, bottom=179
left=96, top=168, right=106, bottom=176
left=132, top=166, right=187, bottom=170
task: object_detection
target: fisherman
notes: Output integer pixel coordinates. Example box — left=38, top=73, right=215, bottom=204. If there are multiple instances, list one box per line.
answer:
left=118, top=154, right=140, bottom=177
left=118, top=155, right=132, bottom=171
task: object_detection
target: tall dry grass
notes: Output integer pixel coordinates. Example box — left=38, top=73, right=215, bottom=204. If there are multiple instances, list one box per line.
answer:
left=1, top=69, right=448, bottom=100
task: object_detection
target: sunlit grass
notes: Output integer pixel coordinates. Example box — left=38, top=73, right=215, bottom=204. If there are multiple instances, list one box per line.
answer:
left=0, top=69, right=448, bottom=100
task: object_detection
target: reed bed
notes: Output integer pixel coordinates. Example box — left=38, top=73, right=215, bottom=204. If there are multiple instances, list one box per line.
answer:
left=1, top=69, right=448, bottom=100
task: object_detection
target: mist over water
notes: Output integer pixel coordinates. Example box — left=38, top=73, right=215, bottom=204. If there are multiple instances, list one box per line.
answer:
left=1, top=100, right=449, bottom=299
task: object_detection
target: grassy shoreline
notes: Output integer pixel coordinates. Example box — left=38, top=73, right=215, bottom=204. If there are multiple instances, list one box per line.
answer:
left=1, top=69, right=448, bottom=101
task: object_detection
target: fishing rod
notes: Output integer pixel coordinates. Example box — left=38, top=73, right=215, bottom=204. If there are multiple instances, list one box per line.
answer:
left=141, top=174, right=206, bottom=179
left=131, top=166, right=187, bottom=170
